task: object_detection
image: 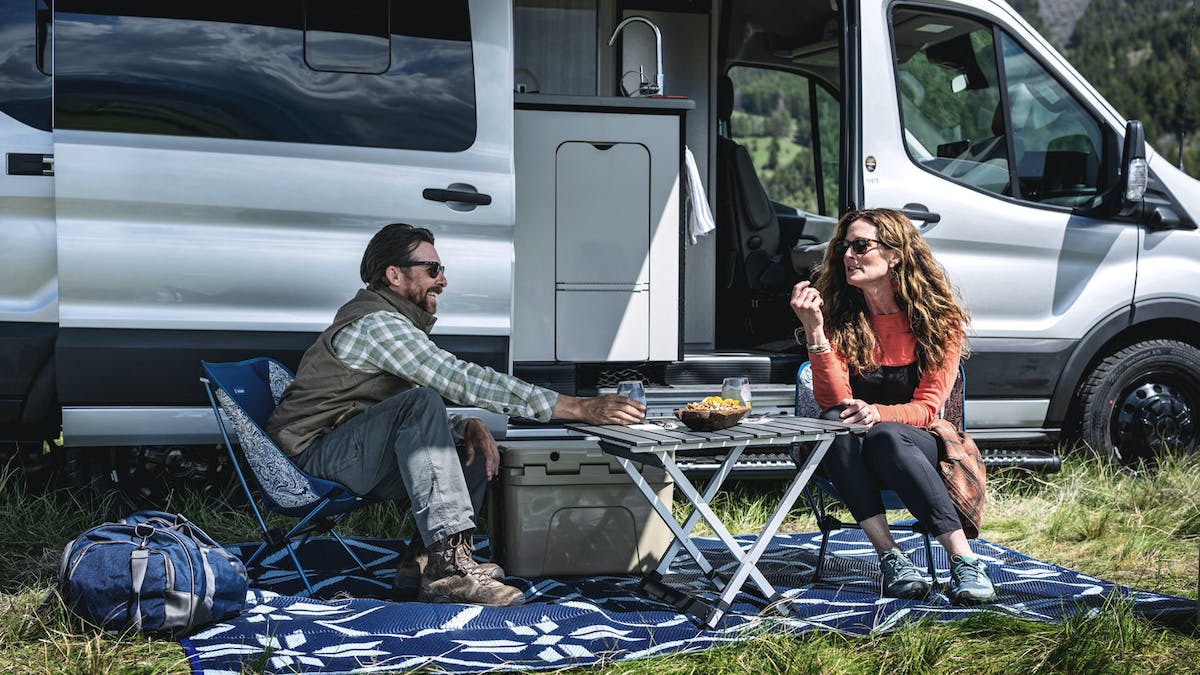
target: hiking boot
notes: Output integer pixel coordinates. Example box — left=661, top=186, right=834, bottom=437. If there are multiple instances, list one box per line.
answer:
left=949, top=554, right=996, bottom=604
left=417, top=531, right=524, bottom=607
left=392, top=536, right=506, bottom=598
left=879, top=548, right=931, bottom=600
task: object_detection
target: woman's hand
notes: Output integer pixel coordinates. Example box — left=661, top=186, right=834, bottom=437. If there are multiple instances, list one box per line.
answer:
left=839, top=398, right=881, bottom=427
left=790, top=281, right=825, bottom=335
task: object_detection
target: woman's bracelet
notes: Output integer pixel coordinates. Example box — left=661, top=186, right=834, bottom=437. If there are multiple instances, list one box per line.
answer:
left=794, top=327, right=831, bottom=353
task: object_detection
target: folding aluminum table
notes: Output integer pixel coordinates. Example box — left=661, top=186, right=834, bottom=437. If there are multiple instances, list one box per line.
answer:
left=567, top=415, right=858, bottom=627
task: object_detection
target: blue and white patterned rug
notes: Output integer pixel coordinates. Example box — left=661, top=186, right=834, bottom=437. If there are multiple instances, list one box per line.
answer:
left=181, top=530, right=1194, bottom=674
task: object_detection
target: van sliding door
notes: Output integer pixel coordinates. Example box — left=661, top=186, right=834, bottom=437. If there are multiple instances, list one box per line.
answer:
left=51, top=0, right=516, bottom=445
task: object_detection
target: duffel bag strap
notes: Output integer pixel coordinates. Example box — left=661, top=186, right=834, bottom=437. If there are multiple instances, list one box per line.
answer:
left=129, top=548, right=150, bottom=631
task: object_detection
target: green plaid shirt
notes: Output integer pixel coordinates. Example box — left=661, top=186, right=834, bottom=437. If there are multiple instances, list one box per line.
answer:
left=332, top=310, right=559, bottom=439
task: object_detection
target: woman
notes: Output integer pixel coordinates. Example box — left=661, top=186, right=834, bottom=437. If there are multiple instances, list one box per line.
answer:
left=791, top=208, right=994, bottom=604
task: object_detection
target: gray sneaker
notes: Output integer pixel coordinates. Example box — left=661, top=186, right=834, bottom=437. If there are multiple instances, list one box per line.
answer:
left=879, top=548, right=930, bottom=600
left=949, top=554, right=996, bottom=604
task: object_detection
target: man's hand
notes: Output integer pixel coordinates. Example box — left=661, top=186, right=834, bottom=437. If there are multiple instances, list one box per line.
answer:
left=461, top=417, right=500, bottom=480
left=554, top=394, right=646, bottom=425
left=839, top=398, right=881, bottom=427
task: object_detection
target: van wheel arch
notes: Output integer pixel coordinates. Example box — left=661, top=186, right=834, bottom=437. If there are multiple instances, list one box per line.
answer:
left=1073, top=339, right=1200, bottom=467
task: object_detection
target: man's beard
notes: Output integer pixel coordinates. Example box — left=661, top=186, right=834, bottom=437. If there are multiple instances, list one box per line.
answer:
left=412, top=287, right=440, bottom=314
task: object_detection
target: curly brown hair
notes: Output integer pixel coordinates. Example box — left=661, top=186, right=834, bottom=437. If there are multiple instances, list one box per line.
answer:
left=813, top=208, right=971, bottom=376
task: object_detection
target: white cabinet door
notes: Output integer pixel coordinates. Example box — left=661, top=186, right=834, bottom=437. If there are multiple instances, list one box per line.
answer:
left=556, top=290, right=650, bottom=361
left=555, top=141, right=650, bottom=286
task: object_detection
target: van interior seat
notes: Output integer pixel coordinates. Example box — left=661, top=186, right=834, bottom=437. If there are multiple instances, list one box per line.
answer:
left=717, top=75, right=819, bottom=290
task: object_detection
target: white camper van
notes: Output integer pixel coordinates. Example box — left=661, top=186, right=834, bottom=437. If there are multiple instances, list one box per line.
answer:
left=2, top=0, right=1197, bottom=496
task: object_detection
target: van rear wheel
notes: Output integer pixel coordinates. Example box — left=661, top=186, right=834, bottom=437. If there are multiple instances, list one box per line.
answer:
left=1076, top=340, right=1200, bottom=468
left=65, top=445, right=237, bottom=511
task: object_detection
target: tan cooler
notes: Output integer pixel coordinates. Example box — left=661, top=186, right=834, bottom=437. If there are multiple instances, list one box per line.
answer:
left=490, top=439, right=674, bottom=577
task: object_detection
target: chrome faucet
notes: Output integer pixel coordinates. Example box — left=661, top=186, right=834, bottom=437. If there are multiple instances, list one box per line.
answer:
left=608, top=16, right=664, bottom=96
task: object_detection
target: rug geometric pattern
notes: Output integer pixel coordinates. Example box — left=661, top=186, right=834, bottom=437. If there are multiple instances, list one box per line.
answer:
left=181, top=530, right=1194, bottom=674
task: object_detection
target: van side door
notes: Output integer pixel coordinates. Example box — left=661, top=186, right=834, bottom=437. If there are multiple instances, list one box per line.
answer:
left=859, top=1, right=1137, bottom=433
left=51, top=1, right=515, bottom=442
left=0, top=0, right=57, bottom=441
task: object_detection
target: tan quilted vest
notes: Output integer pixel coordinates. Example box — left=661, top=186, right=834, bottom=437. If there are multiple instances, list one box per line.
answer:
left=266, top=286, right=436, bottom=457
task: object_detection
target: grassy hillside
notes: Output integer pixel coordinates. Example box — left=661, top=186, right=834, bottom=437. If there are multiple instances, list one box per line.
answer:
left=1020, top=0, right=1200, bottom=176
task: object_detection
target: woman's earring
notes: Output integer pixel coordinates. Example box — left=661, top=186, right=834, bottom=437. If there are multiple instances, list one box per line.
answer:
left=889, top=267, right=900, bottom=282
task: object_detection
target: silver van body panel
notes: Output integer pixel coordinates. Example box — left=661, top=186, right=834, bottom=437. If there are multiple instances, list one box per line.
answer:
left=860, top=0, right=1139, bottom=346
left=0, top=114, right=56, bottom=323
left=53, top=0, right=516, bottom=337
left=62, top=405, right=510, bottom=447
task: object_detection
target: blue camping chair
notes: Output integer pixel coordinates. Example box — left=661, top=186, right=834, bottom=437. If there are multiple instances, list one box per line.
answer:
left=795, top=361, right=966, bottom=585
left=201, top=357, right=378, bottom=595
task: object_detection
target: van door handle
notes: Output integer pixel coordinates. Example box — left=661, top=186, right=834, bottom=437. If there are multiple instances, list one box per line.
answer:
left=423, top=183, right=492, bottom=210
left=900, top=203, right=941, bottom=228
left=7, top=153, right=54, bottom=176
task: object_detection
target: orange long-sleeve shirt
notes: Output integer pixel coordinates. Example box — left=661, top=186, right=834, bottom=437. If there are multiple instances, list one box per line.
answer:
left=810, top=312, right=960, bottom=427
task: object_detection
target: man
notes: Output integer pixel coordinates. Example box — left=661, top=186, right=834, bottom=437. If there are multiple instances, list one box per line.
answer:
left=266, top=223, right=644, bottom=607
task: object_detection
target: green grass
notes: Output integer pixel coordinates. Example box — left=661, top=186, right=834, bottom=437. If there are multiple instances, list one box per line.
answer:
left=1, top=453, right=1197, bottom=674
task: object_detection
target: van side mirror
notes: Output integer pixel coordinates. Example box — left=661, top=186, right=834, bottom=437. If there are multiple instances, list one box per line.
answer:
left=1117, top=120, right=1147, bottom=215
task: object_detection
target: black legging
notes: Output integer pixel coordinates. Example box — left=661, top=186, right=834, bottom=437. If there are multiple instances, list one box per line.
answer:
left=819, top=406, right=962, bottom=537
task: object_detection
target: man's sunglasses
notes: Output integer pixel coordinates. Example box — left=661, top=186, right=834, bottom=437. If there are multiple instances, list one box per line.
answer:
left=832, top=238, right=883, bottom=256
left=398, top=260, right=446, bottom=278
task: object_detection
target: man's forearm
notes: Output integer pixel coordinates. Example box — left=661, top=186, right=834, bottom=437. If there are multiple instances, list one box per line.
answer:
left=550, top=393, right=580, bottom=420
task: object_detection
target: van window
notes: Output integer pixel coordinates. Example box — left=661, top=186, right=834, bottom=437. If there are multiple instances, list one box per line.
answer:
left=54, top=1, right=476, bottom=152
left=304, top=1, right=391, bottom=75
left=999, top=32, right=1109, bottom=206
left=727, top=67, right=840, bottom=217
left=892, top=11, right=1010, bottom=196
left=0, top=0, right=53, bottom=131
left=892, top=7, right=1110, bottom=206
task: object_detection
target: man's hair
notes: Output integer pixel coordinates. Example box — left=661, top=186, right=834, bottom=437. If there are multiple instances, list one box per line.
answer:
left=360, top=223, right=435, bottom=288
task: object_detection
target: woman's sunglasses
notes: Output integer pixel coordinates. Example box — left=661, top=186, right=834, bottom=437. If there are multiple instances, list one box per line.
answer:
left=832, top=238, right=882, bottom=256
left=398, top=260, right=446, bottom=278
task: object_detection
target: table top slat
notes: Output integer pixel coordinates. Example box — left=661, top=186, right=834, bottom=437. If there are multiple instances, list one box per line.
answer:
left=569, top=424, right=660, bottom=446
left=787, top=416, right=870, bottom=433
left=566, top=416, right=853, bottom=453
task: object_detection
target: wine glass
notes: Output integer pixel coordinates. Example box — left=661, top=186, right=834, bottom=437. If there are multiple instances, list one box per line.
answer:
left=720, top=376, right=752, bottom=408
left=616, top=380, right=647, bottom=406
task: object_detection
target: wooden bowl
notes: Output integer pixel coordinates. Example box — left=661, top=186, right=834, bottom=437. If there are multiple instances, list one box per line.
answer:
left=674, top=406, right=750, bottom=431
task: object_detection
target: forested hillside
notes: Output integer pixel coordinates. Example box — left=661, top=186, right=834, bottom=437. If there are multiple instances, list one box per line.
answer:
left=1021, top=0, right=1199, bottom=176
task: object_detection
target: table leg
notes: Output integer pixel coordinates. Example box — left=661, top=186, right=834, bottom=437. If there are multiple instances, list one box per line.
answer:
left=657, top=452, right=783, bottom=612
left=651, top=443, right=748, bottom=578
left=613, top=455, right=720, bottom=578
left=706, top=436, right=833, bottom=626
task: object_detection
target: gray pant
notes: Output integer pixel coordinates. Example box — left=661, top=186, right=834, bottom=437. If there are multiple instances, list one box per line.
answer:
left=294, top=387, right=487, bottom=547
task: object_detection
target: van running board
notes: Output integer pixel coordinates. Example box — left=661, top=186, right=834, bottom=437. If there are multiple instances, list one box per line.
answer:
left=675, top=447, right=1062, bottom=479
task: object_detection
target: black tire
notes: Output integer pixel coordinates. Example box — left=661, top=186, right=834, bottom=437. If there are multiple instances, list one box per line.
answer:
left=109, top=445, right=237, bottom=510
left=1076, top=339, right=1200, bottom=467
left=64, top=445, right=236, bottom=511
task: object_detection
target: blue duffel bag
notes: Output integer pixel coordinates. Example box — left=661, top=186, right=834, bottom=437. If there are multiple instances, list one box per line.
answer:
left=58, top=510, right=249, bottom=635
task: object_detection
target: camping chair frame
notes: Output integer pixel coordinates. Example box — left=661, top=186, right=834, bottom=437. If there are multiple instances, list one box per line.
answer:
left=201, top=357, right=375, bottom=595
